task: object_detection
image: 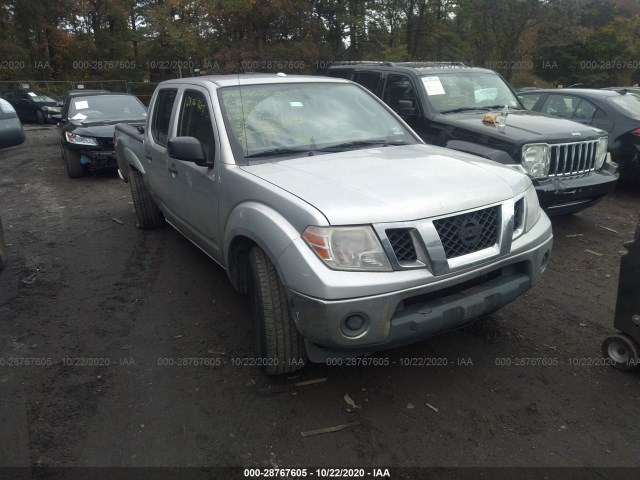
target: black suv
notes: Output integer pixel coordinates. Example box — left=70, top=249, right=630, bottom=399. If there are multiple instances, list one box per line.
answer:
left=327, top=62, right=619, bottom=215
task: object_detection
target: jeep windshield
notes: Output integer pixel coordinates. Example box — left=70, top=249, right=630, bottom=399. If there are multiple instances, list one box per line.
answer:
left=218, top=82, right=418, bottom=161
left=421, top=72, right=522, bottom=114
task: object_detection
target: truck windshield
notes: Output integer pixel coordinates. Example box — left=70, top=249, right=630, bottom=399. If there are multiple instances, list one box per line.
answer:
left=218, top=82, right=417, bottom=160
left=422, top=72, right=521, bottom=113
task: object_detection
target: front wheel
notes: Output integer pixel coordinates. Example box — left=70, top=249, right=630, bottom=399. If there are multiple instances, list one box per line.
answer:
left=248, top=246, right=307, bottom=375
left=36, top=110, right=45, bottom=124
left=63, top=146, right=83, bottom=178
left=0, top=217, right=7, bottom=271
left=602, top=334, right=640, bottom=371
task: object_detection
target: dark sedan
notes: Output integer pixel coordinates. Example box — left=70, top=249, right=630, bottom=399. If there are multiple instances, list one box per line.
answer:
left=1, top=90, right=63, bottom=124
left=58, top=92, right=147, bottom=178
left=0, top=98, right=25, bottom=270
left=518, top=88, right=640, bottom=173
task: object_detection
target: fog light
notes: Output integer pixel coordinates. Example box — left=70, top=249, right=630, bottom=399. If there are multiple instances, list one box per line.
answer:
left=340, top=313, right=369, bottom=338
left=541, top=250, right=550, bottom=273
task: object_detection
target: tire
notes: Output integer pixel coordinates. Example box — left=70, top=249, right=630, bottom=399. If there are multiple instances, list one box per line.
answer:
left=248, top=246, right=307, bottom=375
left=36, top=110, right=45, bottom=124
left=128, top=165, right=164, bottom=229
left=0, top=217, right=7, bottom=271
left=63, top=146, right=84, bottom=178
left=602, top=334, right=640, bottom=371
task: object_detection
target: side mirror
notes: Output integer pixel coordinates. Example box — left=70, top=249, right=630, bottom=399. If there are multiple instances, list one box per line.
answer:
left=397, top=99, right=417, bottom=117
left=167, top=136, right=212, bottom=167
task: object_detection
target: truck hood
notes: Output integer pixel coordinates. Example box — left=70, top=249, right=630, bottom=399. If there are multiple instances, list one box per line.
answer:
left=241, top=144, right=530, bottom=225
left=440, top=109, right=607, bottom=144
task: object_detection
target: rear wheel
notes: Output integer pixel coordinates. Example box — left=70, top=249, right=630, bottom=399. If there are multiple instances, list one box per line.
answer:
left=63, top=146, right=83, bottom=178
left=129, top=165, right=164, bottom=229
left=0, top=217, right=7, bottom=271
left=248, top=246, right=307, bottom=375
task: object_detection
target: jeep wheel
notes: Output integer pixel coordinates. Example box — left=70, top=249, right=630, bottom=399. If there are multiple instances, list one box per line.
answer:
left=0, top=217, right=7, bottom=271
left=248, top=246, right=307, bottom=375
left=63, top=146, right=84, bottom=178
left=129, top=165, right=164, bottom=229
left=36, top=110, right=45, bottom=125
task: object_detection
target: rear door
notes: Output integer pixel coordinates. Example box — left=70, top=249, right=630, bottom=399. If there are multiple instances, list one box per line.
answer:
left=145, top=88, right=178, bottom=212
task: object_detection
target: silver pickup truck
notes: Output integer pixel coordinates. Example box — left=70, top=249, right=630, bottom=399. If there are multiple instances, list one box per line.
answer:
left=115, top=74, right=553, bottom=374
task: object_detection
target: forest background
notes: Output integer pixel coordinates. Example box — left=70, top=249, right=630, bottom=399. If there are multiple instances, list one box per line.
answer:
left=1, top=0, right=640, bottom=89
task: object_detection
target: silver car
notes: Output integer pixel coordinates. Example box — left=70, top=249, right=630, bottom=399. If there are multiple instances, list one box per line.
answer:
left=115, top=75, right=553, bottom=374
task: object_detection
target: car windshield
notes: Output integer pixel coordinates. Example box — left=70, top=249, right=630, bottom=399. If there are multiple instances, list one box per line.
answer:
left=608, top=94, right=640, bottom=117
left=217, top=82, right=417, bottom=160
left=422, top=72, right=521, bottom=113
left=30, top=92, right=60, bottom=103
left=68, top=94, right=147, bottom=121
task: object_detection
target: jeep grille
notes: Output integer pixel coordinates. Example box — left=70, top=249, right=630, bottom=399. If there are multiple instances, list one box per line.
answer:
left=549, top=140, right=599, bottom=176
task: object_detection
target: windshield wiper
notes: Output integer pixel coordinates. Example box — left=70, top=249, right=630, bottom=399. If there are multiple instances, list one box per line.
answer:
left=318, top=139, right=408, bottom=151
left=481, top=104, right=524, bottom=111
left=245, top=147, right=313, bottom=158
left=440, top=107, right=489, bottom=114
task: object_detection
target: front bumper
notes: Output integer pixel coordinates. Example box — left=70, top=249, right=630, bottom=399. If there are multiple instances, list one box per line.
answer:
left=67, top=144, right=117, bottom=170
left=535, top=163, right=618, bottom=216
left=283, top=214, right=553, bottom=361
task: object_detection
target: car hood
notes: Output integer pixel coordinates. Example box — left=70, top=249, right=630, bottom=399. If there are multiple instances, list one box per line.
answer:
left=440, top=109, right=607, bottom=143
left=241, top=144, right=530, bottom=225
left=68, top=118, right=145, bottom=139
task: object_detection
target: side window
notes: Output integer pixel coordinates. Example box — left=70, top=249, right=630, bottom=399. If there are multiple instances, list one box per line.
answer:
left=177, top=90, right=215, bottom=158
left=519, top=93, right=542, bottom=110
left=151, top=89, right=177, bottom=147
left=572, top=99, right=597, bottom=120
left=541, top=94, right=578, bottom=118
left=383, top=74, right=419, bottom=115
left=353, top=72, right=382, bottom=95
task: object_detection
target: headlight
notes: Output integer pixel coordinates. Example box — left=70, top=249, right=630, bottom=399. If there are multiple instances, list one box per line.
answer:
left=595, top=136, right=608, bottom=169
left=302, top=226, right=392, bottom=271
left=521, top=144, right=550, bottom=178
left=65, top=132, right=98, bottom=146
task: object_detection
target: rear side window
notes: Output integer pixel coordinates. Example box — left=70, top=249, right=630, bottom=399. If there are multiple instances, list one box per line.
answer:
left=353, top=72, right=382, bottom=95
left=152, top=89, right=177, bottom=146
left=608, top=94, right=640, bottom=116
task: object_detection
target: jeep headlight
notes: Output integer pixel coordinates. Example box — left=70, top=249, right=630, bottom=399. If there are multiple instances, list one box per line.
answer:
left=595, top=137, right=608, bottom=169
left=303, top=226, right=392, bottom=271
left=521, top=144, right=550, bottom=178
left=65, top=131, right=98, bottom=146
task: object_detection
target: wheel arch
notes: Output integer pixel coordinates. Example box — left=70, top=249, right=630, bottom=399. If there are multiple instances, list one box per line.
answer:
left=224, top=202, right=302, bottom=294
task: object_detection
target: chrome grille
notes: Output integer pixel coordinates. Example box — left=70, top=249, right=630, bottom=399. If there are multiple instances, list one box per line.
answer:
left=387, top=229, right=417, bottom=262
left=433, top=206, right=500, bottom=259
left=549, top=140, right=598, bottom=176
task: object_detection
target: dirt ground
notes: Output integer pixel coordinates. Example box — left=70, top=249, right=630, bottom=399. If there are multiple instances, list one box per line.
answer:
left=0, top=126, right=639, bottom=476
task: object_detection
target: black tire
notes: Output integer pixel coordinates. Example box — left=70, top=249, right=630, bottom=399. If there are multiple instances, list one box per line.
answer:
left=248, top=246, right=307, bottom=375
left=0, top=217, right=7, bottom=271
left=128, top=165, right=164, bottom=229
left=36, top=110, right=45, bottom=124
left=63, top=146, right=84, bottom=178
left=602, top=334, right=640, bottom=371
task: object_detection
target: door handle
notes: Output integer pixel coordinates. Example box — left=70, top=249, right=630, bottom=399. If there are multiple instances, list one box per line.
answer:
left=168, top=164, right=178, bottom=176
